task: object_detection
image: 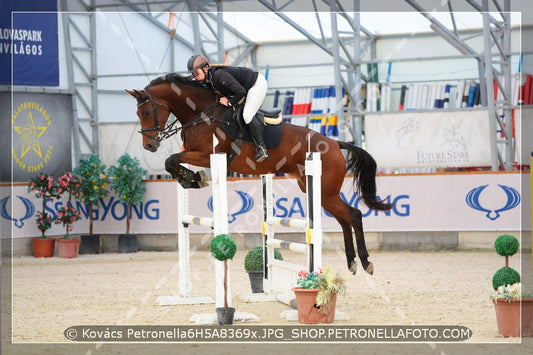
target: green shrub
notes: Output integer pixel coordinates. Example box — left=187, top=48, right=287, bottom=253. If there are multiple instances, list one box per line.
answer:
left=209, top=234, right=237, bottom=261
left=244, top=245, right=283, bottom=271
left=494, top=234, right=519, bottom=257
left=492, top=267, right=521, bottom=290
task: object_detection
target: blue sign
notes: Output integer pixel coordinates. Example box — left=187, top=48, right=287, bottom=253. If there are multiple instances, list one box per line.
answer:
left=466, top=184, right=521, bottom=221
left=207, top=190, right=254, bottom=223
left=1, top=0, right=58, bottom=86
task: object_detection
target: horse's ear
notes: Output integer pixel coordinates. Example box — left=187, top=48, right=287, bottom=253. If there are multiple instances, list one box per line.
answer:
left=126, top=89, right=147, bottom=104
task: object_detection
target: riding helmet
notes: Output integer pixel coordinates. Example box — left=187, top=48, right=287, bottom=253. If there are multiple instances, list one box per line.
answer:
left=187, top=54, right=210, bottom=73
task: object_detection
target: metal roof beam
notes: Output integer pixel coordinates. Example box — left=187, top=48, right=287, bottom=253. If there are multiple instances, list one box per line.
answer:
left=201, top=9, right=255, bottom=46
left=330, top=0, right=375, bottom=39
left=257, top=0, right=333, bottom=57
left=405, top=0, right=477, bottom=56
left=465, top=0, right=504, bottom=27
left=116, top=0, right=195, bottom=50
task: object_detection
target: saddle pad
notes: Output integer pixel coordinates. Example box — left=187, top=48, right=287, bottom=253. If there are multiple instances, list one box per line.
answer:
left=220, top=110, right=283, bottom=149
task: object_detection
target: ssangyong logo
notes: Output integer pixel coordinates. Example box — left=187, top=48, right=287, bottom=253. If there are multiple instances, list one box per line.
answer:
left=208, top=190, right=254, bottom=223
left=1, top=195, right=35, bottom=228
left=466, top=184, right=520, bottom=221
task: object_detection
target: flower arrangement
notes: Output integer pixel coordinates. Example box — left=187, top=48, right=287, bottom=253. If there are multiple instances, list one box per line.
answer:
left=35, top=211, right=53, bottom=237
left=54, top=205, right=81, bottom=234
left=296, top=266, right=345, bottom=313
left=28, top=173, right=58, bottom=200
left=73, top=155, right=110, bottom=235
left=54, top=172, right=84, bottom=239
left=28, top=173, right=58, bottom=238
left=491, top=283, right=527, bottom=302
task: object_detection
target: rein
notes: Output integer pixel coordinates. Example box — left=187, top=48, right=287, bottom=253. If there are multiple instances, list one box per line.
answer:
left=138, top=89, right=227, bottom=143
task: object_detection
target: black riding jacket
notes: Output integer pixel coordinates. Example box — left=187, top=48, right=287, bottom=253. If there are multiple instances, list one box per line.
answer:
left=203, top=66, right=259, bottom=106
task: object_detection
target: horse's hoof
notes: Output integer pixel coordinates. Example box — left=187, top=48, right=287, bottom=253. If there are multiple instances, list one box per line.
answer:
left=349, top=261, right=357, bottom=275
left=195, top=170, right=209, bottom=188
left=364, top=262, right=374, bottom=275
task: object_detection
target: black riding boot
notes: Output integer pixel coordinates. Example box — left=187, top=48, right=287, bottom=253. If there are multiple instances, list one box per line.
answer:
left=247, top=119, right=270, bottom=162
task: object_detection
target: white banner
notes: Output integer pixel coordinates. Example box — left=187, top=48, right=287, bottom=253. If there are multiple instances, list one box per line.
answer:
left=2, top=172, right=527, bottom=239
left=365, top=109, right=492, bottom=168
left=99, top=122, right=184, bottom=176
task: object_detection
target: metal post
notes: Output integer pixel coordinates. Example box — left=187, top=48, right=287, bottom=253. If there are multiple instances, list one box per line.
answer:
left=216, top=0, right=224, bottom=62
left=330, top=5, right=345, bottom=141
left=482, top=1, right=500, bottom=171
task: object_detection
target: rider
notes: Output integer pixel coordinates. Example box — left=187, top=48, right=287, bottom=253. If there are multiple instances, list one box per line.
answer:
left=187, top=54, right=270, bottom=162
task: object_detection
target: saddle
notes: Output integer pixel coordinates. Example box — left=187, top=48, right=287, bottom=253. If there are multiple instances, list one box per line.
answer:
left=220, top=106, right=283, bottom=150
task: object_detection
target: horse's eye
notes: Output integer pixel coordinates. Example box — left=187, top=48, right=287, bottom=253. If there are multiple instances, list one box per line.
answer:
left=143, top=111, right=151, bottom=117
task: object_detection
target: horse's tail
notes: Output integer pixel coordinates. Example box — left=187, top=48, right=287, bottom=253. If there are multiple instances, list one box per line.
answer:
left=338, top=141, right=394, bottom=211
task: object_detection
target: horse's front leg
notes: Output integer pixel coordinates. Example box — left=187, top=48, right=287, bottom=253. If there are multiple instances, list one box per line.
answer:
left=165, top=151, right=211, bottom=189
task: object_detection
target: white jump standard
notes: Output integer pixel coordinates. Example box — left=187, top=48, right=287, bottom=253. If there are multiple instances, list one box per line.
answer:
left=157, top=153, right=257, bottom=324
left=263, top=152, right=323, bottom=297
left=243, top=152, right=346, bottom=321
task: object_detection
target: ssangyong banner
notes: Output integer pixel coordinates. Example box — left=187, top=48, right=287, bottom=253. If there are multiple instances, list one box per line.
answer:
left=365, top=110, right=492, bottom=168
left=3, top=172, right=526, bottom=239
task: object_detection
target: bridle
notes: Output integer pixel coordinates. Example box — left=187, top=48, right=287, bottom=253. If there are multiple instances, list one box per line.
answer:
left=135, top=88, right=225, bottom=143
left=135, top=89, right=176, bottom=142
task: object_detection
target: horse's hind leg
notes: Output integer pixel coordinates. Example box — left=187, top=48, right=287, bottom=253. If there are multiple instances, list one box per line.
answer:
left=332, top=216, right=357, bottom=274
left=347, top=204, right=373, bottom=274
left=325, top=197, right=373, bottom=275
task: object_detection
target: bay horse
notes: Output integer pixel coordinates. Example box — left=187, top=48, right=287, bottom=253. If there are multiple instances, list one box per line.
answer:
left=127, top=73, right=392, bottom=275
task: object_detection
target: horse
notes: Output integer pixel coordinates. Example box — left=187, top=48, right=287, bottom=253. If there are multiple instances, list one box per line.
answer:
left=126, top=73, right=393, bottom=275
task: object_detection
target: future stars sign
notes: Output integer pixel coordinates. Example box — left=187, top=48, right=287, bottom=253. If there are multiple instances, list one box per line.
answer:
left=0, top=93, right=72, bottom=182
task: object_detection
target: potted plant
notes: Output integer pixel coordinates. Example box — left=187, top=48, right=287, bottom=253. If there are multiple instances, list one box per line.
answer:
left=292, top=266, right=345, bottom=324
left=490, top=234, right=533, bottom=337
left=74, top=155, right=109, bottom=254
left=244, top=245, right=283, bottom=293
left=54, top=172, right=84, bottom=258
left=28, top=173, right=58, bottom=257
left=209, top=234, right=237, bottom=325
left=108, top=153, right=147, bottom=253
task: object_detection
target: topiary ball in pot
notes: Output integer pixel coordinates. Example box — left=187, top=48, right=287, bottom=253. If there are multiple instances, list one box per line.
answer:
left=494, top=234, right=519, bottom=257
left=492, top=266, right=521, bottom=290
left=210, top=234, right=237, bottom=261
left=244, top=245, right=283, bottom=271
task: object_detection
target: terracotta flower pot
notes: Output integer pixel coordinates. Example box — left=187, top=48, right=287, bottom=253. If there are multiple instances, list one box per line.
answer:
left=32, top=238, right=55, bottom=257
left=57, top=238, right=81, bottom=258
left=292, top=288, right=337, bottom=324
left=493, top=298, right=533, bottom=337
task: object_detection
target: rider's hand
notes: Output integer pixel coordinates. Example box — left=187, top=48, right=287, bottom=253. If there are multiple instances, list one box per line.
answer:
left=219, top=97, right=231, bottom=106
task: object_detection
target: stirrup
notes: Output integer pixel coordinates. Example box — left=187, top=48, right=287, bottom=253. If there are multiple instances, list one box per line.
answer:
left=255, top=146, right=270, bottom=162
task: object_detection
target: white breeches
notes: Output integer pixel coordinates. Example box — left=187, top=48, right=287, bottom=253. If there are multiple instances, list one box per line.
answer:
left=242, top=73, right=268, bottom=124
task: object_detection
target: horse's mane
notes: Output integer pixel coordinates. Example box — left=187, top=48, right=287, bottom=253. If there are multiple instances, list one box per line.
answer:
left=147, top=73, right=206, bottom=90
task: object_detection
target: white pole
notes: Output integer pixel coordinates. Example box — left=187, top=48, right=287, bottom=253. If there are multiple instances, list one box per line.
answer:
left=177, top=183, right=191, bottom=297
left=211, top=153, right=231, bottom=308
left=305, top=152, right=322, bottom=272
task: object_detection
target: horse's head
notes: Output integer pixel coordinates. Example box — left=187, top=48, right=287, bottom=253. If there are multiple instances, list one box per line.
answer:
left=126, top=88, right=171, bottom=152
